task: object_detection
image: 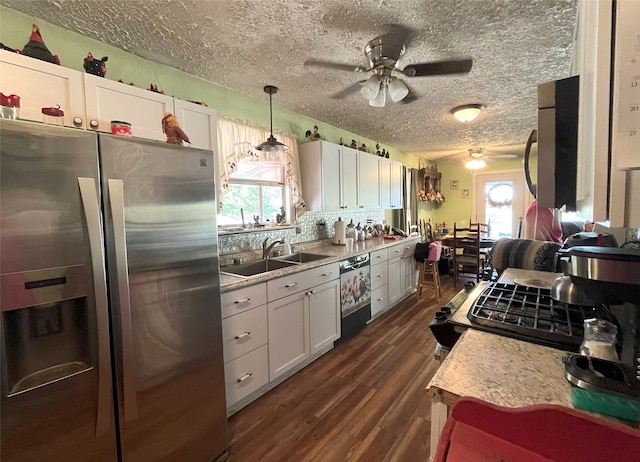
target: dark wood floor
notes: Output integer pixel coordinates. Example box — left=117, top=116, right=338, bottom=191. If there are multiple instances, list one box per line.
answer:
left=227, top=277, right=460, bottom=462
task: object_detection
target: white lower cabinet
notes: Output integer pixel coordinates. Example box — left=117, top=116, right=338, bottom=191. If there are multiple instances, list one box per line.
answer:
left=224, top=344, right=269, bottom=408
left=308, top=280, right=341, bottom=355
left=267, top=263, right=340, bottom=380
left=370, top=256, right=389, bottom=318
left=371, top=284, right=389, bottom=318
left=387, top=239, right=419, bottom=306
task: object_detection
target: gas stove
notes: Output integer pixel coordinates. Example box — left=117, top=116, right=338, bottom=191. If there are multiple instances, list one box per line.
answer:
left=429, top=281, right=617, bottom=353
left=466, top=282, right=615, bottom=352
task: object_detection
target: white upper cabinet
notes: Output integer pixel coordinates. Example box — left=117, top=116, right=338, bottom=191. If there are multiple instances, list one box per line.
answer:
left=0, top=51, right=86, bottom=128
left=83, top=73, right=174, bottom=141
left=340, top=145, right=359, bottom=210
left=173, top=99, right=218, bottom=151
left=358, top=151, right=381, bottom=209
left=300, top=140, right=403, bottom=211
left=300, top=140, right=359, bottom=211
left=380, top=158, right=404, bottom=209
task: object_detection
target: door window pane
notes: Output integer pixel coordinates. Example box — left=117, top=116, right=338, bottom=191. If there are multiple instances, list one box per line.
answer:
left=485, top=182, right=514, bottom=238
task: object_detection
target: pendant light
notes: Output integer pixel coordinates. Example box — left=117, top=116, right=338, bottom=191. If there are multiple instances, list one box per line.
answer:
left=255, top=85, right=288, bottom=152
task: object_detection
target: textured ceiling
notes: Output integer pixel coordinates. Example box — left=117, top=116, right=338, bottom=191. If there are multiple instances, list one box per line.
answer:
left=2, top=0, right=578, bottom=160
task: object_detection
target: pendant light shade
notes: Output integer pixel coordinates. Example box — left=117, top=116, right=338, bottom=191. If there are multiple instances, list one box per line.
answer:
left=361, top=75, right=382, bottom=100
left=388, top=78, right=409, bottom=103
left=255, top=85, right=288, bottom=152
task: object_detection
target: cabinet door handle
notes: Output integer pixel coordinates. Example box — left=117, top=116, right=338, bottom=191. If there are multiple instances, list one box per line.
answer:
left=234, top=298, right=251, bottom=304
left=73, top=116, right=83, bottom=126
left=89, top=119, right=99, bottom=128
left=306, top=290, right=315, bottom=296
left=377, top=274, right=385, bottom=277
left=236, top=373, right=253, bottom=383
left=285, top=282, right=298, bottom=288
left=377, top=297, right=384, bottom=301
left=235, top=331, right=251, bottom=340
left=321, top=271, right=332, bottom=276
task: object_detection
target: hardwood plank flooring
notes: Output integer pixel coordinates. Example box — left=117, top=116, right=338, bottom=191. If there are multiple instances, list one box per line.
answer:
left=227, top=277, right=460, bottom=462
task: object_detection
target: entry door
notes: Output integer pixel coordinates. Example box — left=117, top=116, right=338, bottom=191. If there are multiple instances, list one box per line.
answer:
left=473, top=171, right=528, bottom=239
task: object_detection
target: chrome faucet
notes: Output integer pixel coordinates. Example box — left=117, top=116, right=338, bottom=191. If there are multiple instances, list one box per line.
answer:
left=262, top=237, right=285, bottom=259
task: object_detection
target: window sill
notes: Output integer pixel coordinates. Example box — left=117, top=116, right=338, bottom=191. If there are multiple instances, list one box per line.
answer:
left=218, top=224, right=297, bottom=235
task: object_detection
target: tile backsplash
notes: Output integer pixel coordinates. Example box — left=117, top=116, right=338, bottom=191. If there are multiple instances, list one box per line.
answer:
left=218, top=209, right=385, bottom=261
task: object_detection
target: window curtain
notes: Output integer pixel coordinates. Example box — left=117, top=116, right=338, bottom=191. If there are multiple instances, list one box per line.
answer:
left=217, top=116, right=306, bottom=221
left=392, top=165, right=407, bottom=231
left=409, top=168, right=420, bottom=230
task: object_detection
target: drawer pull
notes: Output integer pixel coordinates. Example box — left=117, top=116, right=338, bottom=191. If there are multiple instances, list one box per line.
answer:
left=377, top=274, right=385, bottom=277
left=236, top=373, right=253, bottom=383
left=235, top=331, right=251, bottom=340
left=321, top=271, right=333, bottom=276
left=234, top=298, right=251, bottom=304
left=377, top=297, right=384, bottom=301
left=306, top=290, right=315, bottom=296
left=285, top=282, right=298, bottom=288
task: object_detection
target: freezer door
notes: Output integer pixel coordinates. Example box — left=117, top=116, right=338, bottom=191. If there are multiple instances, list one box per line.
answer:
left=0, top=120, right=117, bottom=462
left=98, top=135, right=228, bottom=461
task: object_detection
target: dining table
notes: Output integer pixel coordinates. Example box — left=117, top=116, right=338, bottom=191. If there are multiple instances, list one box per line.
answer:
left=437, top=234, right=498, bottom=249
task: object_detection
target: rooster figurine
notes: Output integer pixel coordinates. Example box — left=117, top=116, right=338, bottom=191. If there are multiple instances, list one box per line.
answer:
left=21, top=24, right=60, bottom=65
left=162, top=113, right=191, bottom=146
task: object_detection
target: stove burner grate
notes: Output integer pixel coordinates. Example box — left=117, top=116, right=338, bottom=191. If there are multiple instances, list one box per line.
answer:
left=467, top=282, right=613, bottom=350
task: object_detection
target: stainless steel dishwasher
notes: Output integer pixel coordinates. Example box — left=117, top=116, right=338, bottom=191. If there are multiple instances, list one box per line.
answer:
left=336, top=253, right=371, bottom=343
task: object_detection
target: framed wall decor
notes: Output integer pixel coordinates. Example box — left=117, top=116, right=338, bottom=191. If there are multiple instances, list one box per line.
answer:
left=450, top=179, right=459, bottom=190
left=462, top=189, right=470, bottom=198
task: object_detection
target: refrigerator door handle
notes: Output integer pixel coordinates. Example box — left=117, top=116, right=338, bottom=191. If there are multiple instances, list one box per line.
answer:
left=77, top=177, right=113, bottom=437
left=108, top=178, right=139, bottom=422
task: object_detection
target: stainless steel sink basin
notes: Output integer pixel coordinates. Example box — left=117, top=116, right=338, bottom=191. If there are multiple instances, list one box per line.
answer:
left=274, top=252, right=332, bottom=263
left=220, top=258, right=297, bottom=277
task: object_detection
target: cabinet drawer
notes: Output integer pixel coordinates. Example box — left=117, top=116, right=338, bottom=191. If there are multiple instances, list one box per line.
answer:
left=222, top=305, right=268, bottom=363
left=224, top=344, right=269, bottom=408
left=267, top=262, right=339, bottom=301
left=371, top=285, right=389, bottom=318
left=370, top=248, right=388, bottom=263
left=370, top=261, right=388, bottom=290
left=221, top=283, right=267, bottom=318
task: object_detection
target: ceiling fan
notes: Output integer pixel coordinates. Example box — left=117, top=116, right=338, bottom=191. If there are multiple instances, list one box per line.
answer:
left=462, top=148, right=518, bottom=169
left=304, top=27, right=473, bottom=107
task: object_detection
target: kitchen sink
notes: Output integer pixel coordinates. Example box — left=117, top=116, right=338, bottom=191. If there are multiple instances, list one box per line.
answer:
left=274, top=252, right=332, bottom=264
left=220, top=258, right=298, bottom=277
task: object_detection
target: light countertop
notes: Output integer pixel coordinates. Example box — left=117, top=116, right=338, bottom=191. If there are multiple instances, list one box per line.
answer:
left=219, top=235, right=420, bottom=292
left=426, top=328, right=573, bottom=408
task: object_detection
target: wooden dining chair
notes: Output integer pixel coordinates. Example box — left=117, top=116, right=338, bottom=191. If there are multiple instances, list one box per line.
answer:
left=453, top=223, right=481, bottom=285
left=470, top=220, right=490, bottom=277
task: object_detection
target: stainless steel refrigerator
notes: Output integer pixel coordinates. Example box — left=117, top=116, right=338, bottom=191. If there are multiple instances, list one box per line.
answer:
left=0, top=119, right=228, bottom=462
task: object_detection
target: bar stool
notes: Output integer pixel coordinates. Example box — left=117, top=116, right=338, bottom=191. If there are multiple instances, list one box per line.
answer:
left=417, top=241, right=443, bottom=300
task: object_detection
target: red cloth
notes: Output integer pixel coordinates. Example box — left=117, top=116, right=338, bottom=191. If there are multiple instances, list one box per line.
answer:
left=523, top=201, right=563, bottom=243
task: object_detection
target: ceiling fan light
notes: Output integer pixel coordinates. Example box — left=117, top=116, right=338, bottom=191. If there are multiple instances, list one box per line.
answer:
left=361, top=75, right=381, bottom=100
left=465, top=159, right=487, bottom=169
left=368, top=82, right=387, bottom=107
left=388, top=78, right=409, bottom=102
left=451, top=104, right=485, bottom=122
left=255, top=85, right=288, bottom=152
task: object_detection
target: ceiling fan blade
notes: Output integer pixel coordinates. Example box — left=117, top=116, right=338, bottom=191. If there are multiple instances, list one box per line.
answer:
left=402, top=58, right=473, bottom=77
left=304, top=59, right=365, bottom=73
left=331, top=80, right=365, bottom=99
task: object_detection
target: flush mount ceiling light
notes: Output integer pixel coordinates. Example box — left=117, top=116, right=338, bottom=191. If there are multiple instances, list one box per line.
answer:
left=360, top=75, right=409, bottom=107
left=451, top=104, right=485, bottom=122
left=255, top=85, right=288, bottom=152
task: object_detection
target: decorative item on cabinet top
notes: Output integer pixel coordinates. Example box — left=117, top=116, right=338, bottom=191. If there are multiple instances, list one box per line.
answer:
left=83, top=53, right=108, bottom=77
left=419, top=166, right=445, bottom=204
left=19, top=24, right=60, bottom=65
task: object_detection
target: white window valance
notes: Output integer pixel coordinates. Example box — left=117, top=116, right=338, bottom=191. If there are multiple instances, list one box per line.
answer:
left=217, top=116, right=306, bottom=221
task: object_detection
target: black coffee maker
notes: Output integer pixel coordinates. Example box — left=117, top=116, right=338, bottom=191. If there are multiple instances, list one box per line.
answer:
left=561, top=246, right=640, bottom=418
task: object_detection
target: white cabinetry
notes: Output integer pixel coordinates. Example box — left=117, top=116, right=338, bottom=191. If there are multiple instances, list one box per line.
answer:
left=380, top=158, right=404, bottom=209
left=0, top=51, right=86, bottom=128
left=84, top=73, right=174, bottom=141
left=358, top=152, right=381, bottom=209
left=299, top=141, right=380, bottom=212
left=370, top=248, right=389, bottom=318
left=221, top=284, right=269, bottom=409
left=267, top=262, right=339, bottom=379
left=0, top=53, right=219, bottom=152
left=387, top=239, right=418, bottom=306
